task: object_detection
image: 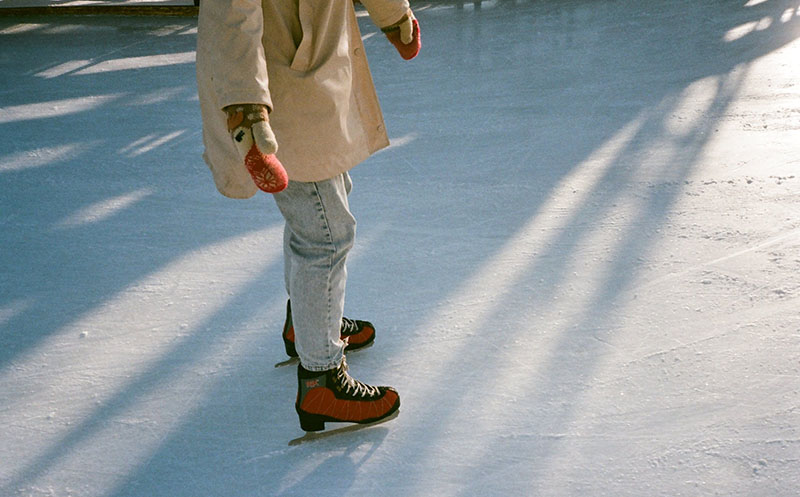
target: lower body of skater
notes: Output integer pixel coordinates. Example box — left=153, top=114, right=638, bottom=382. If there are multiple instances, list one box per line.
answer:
left=273, top=173, right=400, bottom=432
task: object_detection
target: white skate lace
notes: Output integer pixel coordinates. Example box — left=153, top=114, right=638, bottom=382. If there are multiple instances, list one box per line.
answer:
left=340, top=317, right=358, bottom=336
left=336, top=360, right=380, bottom=398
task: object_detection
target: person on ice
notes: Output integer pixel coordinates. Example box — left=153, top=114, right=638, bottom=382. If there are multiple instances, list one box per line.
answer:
left=195, top=0, right=420, bottom=433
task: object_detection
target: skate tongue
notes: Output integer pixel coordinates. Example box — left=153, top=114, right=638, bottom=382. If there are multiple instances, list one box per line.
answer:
left=336, top=363, right=380, bottom=398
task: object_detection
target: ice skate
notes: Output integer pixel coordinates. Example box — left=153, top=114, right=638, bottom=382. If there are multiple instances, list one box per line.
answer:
left=281, top=300, right=376, bottom=359
left=290, top=358, right=399, bottom=445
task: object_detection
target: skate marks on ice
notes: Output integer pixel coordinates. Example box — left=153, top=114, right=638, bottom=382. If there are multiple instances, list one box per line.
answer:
left=288, top=410, right=400, bottom=446
left=634, top=225, right=800, bottom=293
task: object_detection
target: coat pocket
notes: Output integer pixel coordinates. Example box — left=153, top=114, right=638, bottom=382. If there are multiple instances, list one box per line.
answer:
left=289, top=0, right=314, bottom=72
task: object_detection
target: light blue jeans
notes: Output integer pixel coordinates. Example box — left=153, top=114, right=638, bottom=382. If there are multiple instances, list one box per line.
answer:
left=272, top=173, right=354, bottom=371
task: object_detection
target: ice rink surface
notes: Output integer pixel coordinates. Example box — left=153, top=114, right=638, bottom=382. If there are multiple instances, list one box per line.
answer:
left=1, top=1, right=799, bottom=495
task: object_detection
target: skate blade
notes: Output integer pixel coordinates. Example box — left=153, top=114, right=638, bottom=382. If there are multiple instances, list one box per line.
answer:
left=273, top=357, right=299, bottom=368
left=288, top=410, right=399, bottom=446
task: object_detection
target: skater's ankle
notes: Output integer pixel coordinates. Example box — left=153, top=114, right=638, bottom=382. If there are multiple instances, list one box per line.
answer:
left=298, top=359, right=343, bottom=377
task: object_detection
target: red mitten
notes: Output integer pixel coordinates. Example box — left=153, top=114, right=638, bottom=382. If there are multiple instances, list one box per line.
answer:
left=225, top=104, right=288, bottom=194
left=382, top=10, right=420, bottom=60
left=243, top=141, right=288, bottom=194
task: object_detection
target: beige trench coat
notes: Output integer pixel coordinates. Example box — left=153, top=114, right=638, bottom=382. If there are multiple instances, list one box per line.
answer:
left=196, top=0, right=409, bottom=199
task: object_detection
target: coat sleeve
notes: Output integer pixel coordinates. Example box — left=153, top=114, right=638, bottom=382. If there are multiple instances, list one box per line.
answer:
left=197, top=0, right=273, bottom=111
left=358, top=0, right=410, bottom=29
